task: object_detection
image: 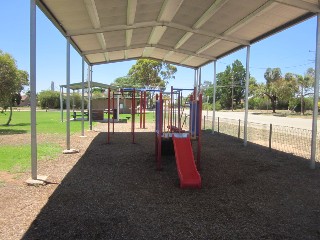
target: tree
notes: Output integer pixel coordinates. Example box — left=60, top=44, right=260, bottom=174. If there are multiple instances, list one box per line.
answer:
left=0, top=50, right=29, bottom=125
left=127, top=59, right=177, bottom=88
left=113, top=59, right=177, bottom=107
left=298, top=68, right=314, bottom=115
left=216, top=60, right=246, bottom=110
left=258, top=68, right=297, bottom=113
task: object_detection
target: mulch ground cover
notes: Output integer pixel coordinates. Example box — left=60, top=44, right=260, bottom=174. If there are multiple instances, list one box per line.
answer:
left=1, top=122, right=320, bottom=239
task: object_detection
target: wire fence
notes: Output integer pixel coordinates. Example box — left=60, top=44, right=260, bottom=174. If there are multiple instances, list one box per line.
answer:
left=202, top=115, right=320, bottom=161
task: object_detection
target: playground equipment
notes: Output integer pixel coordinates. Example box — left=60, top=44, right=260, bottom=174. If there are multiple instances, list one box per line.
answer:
left=155, top=87, right=202, bottom=189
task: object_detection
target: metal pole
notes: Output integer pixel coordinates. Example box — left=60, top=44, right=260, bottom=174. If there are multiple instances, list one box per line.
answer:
left=66, top=37, right=71, bottom=150
left=238, top=119, right=241, bottom=139
left=30, top=0, right=37, bottom=179
left=88, top=66, right=92, bottom=130
left=212, top=61, right=216, bottom=134
left=198, top=67, right=202, bottom=97
left=81, top=58, right=85, bottom=136
left=107, top=88, right=110, bottom=144
left=117, top=94, right=120, bottom=121
left=244, top=45, right=250, bottom=146
left=218, top=117, right=220, bottom=134
left=311, top=13, right=320, bottom=169
left=269, top=124, right=272, bottom=151
left=60, top=86, right=63, bottom=122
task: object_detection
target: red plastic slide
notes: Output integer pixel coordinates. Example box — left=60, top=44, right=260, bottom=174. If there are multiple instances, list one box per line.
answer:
left=172, top=135, right=201, bottom=189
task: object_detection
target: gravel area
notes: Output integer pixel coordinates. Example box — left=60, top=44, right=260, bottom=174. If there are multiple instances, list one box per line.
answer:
left=1, top=122, right=320, bottom=239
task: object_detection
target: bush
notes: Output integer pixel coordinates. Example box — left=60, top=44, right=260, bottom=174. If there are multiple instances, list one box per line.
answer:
left=38, top=90, right=60, bottom=109
left=289, top=97, right=313, bottom=112
left=38, top=90, right=87, bottom=109
left=248, top=97, right=270, bottom=110
left=202, top=101, right=221, bottom=111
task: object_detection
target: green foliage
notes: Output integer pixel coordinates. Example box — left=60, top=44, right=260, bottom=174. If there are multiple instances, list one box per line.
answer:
left=38, top=90, right=61, bottom=109
left=0, top=50, right=29, bottom=125
left=201, top=81, right=214, bottom=103
left=289, top=97, right=313, bottom=112
left=202, top=101, right=221, bottom=111
left=112, top=59, right=177, bottom=89
left=38, top=90, right=87, bottom=109
left=248, top=96, right=270, bottom=110
left=216, top=60, right=246, bottom=109
left=112, top=76, right=136, bottom=88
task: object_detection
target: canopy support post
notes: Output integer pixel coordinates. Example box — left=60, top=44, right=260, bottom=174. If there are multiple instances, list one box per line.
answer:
left=310, top=13, right=320, bottom=169
left=212, top=61, right=217, bottom=134
left=244, top=45, right=250, bottom=147
left=63, top=37, right=78, bottom=154
left=26, top=0, right=47, bottom=185
left=81, top=57, right=86, bottom=137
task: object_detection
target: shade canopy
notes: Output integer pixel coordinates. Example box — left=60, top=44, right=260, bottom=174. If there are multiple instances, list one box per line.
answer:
left=60, top=81, right=115, bottom=90
left=37, top=0, right=319, bottom=69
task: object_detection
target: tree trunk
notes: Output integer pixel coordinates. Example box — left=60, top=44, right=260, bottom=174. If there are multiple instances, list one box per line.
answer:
left=5, top=104, right=13, bottom=126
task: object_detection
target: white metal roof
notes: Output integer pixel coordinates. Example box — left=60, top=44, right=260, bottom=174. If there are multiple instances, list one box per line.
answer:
left=37, top=0, right=319, bottom=69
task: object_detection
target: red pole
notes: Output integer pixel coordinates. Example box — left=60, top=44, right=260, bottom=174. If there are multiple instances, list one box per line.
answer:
left=112, top=91, right=115, bottom=134
left=107, top=87, right=110, bottom=144
left=178, top=91, right=181, bottom=132
left=143, top=91, right=146, bottom=128
left=140, top=91, right=142, bottom=128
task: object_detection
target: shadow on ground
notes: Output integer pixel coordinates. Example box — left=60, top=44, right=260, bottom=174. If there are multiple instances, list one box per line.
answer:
left=22, top=131, right=320, bottom=239
left=0, top=129, right=28, bottom=135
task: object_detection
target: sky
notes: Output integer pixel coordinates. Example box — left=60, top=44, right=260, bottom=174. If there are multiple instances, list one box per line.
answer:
left=0, top=1, right=317, bottom=94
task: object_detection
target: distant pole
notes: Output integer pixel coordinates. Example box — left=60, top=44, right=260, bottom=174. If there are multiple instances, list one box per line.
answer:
left=30, top=0, right=37, bottom=180
left=244, top=45, right=251, bottom=147
left=60, top=86, right=63, bottom=122
left=310, top=13, right=320, bottom=169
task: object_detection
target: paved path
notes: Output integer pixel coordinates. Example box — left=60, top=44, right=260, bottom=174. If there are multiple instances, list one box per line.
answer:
left=204, top=111, right=318, bottom=131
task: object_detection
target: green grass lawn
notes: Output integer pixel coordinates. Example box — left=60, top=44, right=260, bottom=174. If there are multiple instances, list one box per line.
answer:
left=0, top=143, right=61, bottom=172
left=119, top=112, right=155, bottom=123
left=0, top=110, right=95, bottom=173
left=0, top=110, right=94, bottom=134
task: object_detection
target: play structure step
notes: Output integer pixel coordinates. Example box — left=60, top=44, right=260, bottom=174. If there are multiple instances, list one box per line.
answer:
left=172, top=135, right=201, bottom=189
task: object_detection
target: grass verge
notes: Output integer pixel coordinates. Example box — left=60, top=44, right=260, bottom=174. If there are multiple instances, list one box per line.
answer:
left=0, top=143, right=62, bottom=172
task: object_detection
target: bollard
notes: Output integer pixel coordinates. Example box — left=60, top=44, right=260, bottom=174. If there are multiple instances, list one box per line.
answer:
left=269, top=124, right=272, bottom=151
left=238, top=119, right=241, bottom=139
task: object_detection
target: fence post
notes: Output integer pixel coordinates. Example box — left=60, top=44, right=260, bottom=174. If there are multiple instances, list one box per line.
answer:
left=238, top=119, right=241, bottom=139
left=204, top=115, right=206, bottom=130
left=218, top=117, right=220, bottom=134
left=269, top=124, right=272, bottom=151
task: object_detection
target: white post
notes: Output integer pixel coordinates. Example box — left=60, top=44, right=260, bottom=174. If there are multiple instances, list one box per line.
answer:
left=60, top=86, right=63, bottom=122
left=81, top=57, right=85, bottom=136
left=66, top=38, right=71, bottom=150
left=212, top=61, right=217, bottom=134
left=30, top=0, right=37, bottom=180
left=244, top=45, right=251, bottom=146
left=88, top=65, right=92, bottom=130
left=310, top=13, right=320, bottom=169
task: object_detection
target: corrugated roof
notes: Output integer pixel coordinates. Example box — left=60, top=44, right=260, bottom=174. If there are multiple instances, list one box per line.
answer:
left=37, top=0, right=319, bottom=69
